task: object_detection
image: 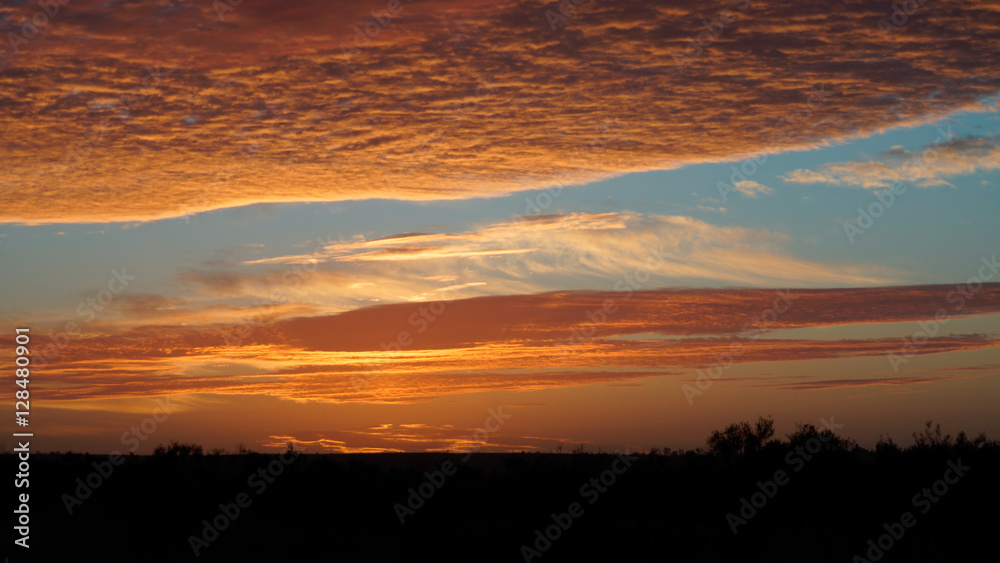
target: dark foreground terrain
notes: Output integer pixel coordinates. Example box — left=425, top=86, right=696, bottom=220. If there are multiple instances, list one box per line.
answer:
left=4, top=421, right=998, bottom=562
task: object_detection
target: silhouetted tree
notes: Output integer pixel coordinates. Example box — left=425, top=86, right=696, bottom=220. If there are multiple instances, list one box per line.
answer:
left=912, top=420, right=952, bottom=448
left=875, top=434, right=900, bottom=455
left=955, top=430, right=994, bottom=449
left=153, top=440, right=203, bottom=456
left=786, top=422, right=856, bottom=452
left=707, top=415, right=775, bottom=457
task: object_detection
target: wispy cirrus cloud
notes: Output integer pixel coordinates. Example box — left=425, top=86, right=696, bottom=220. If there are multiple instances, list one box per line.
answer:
left=243, top=213, right=629, bottom=265
left=239, top=212, right=896, bottom=294
left=782, top=136, right=1000, bottom=189
left=98, top=211, right=900, bottom=330
left=2, top=0, right=1000, bottom=223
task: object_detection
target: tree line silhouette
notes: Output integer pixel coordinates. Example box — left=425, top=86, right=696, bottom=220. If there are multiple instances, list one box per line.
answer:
left=4, top=417, right=996, bottom=562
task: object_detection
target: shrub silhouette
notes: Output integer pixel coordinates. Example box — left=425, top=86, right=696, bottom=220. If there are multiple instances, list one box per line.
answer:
left=153, top=440, right=203, bottom=456
left=235, top=442, right=256, bottom=455
left=786, top=422, right=856, bottom=452
left=706, top=415, right=776, bottom=457
left=875, top=434, right=900, bottom=455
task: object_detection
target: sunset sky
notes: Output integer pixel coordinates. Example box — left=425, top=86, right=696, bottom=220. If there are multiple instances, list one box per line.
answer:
left=1, top=0, right=998, bottom=454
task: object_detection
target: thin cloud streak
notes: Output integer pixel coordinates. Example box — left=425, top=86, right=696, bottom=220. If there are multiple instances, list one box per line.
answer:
left=9, top=284, right=999, bottom=403
left=240, top=212, right=897, bottom=290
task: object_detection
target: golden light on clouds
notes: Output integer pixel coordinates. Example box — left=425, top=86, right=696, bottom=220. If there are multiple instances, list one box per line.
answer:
left=13, top=284, right=1000, bottom=404
left=2, top=0, right=1000, bottom=222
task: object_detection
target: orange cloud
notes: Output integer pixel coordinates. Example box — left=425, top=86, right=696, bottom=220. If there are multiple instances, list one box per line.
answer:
left=758, top=372, right=989, bottom=391
left=783, top=136, right=1000, bottom=189
left=9, top=284, right=999, bottom=403
left=240, top=212, right=897, bottom=290
left=2, top=0, right=1000, bottom=223
left=263, top=423, right=565, bottom=453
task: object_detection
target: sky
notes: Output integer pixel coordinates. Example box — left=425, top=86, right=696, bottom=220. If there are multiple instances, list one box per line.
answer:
left=1, top=0, right=999, bottom=454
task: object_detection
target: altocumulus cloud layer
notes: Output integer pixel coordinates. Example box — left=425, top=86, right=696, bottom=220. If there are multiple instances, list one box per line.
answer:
left=2, top=0, right=1000, bottom=223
